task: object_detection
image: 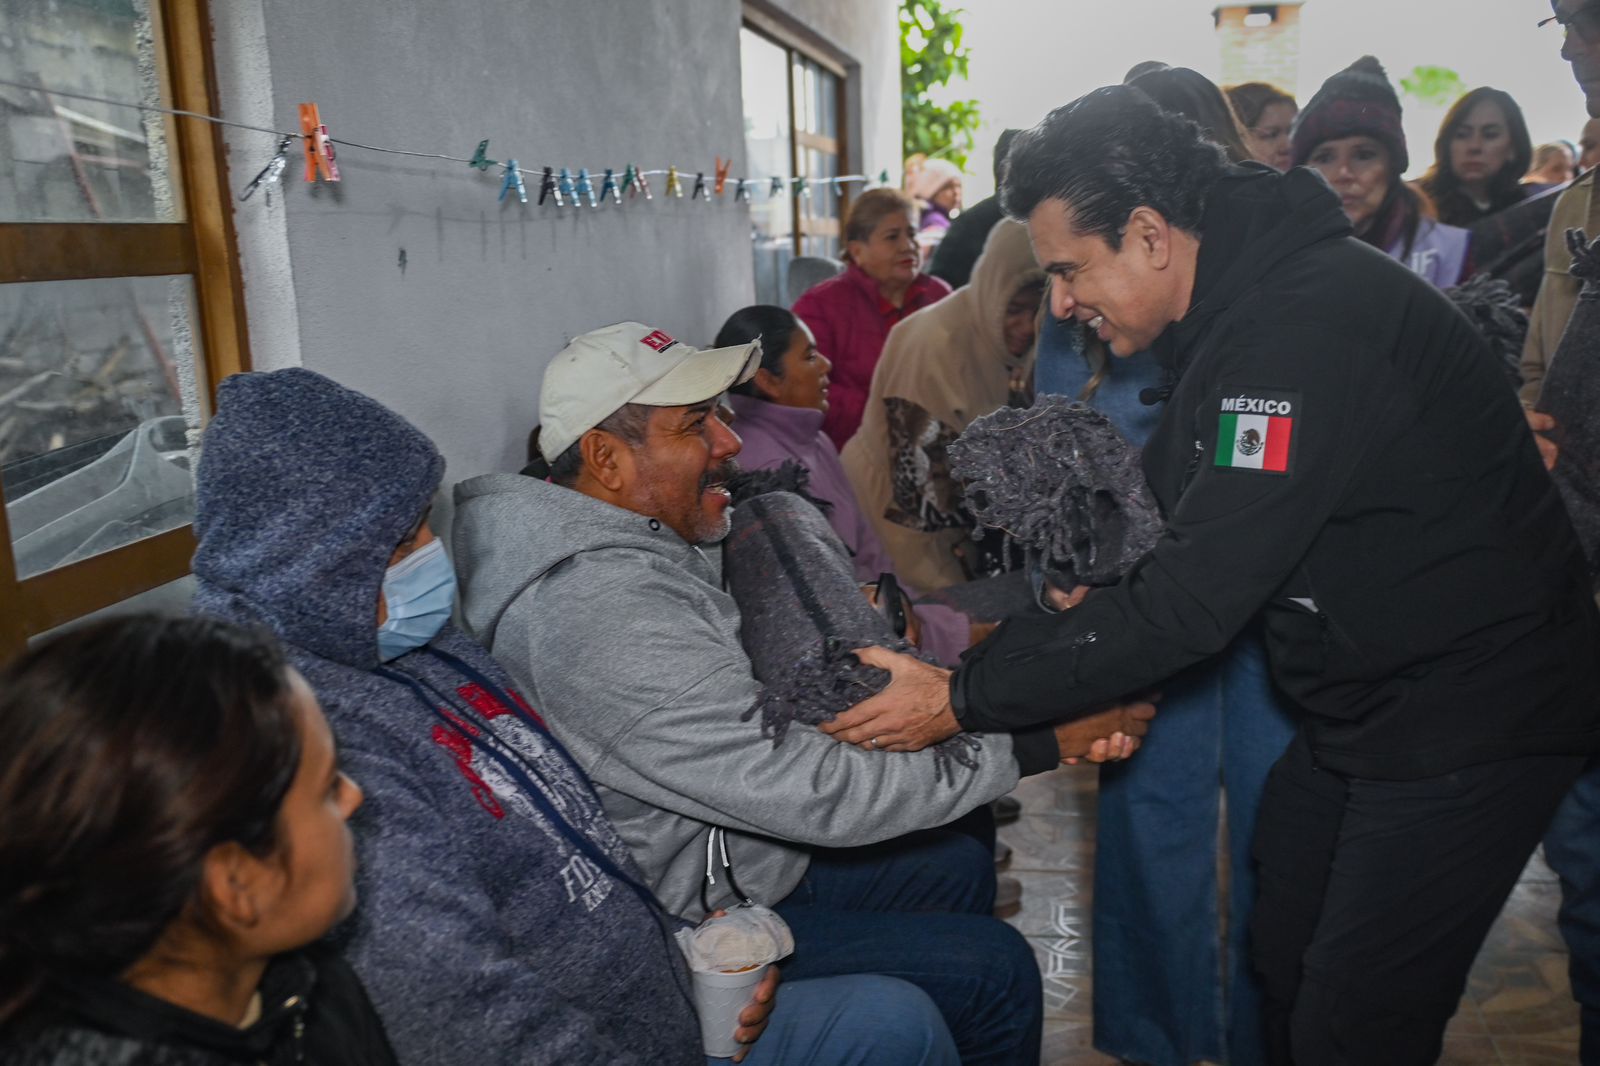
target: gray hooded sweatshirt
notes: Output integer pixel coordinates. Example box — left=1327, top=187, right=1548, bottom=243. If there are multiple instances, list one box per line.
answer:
left=452, top=474, right=1044, bottom=917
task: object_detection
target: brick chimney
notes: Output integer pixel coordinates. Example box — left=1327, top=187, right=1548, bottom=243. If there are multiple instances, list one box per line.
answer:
left=1213, top=1, right=1306, bottom=92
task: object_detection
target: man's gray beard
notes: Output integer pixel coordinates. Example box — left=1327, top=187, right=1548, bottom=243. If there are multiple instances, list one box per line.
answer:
left=695, top=509, right=734, bottom=546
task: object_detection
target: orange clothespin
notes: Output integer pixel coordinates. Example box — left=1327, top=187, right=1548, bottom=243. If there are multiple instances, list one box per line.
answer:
left=298, top=102, right=340, bottom=183
left=714, top=156, right=731, bottom=197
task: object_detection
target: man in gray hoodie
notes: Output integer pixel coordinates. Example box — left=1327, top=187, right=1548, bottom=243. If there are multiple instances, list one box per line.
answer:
left=453, top=322, right=1156, bottom=1066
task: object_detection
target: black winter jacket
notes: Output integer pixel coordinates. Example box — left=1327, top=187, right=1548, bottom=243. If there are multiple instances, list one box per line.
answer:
left=0, top=946, right=396, bottom=1065
left=952, top=165, right=1600, bottom=779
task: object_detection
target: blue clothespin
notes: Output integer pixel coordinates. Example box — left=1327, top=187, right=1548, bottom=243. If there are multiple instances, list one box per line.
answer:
left=469, top=139, right=497, bottom=171
left=577, top=168, right=597, bottom=208
left=538, top=166, right=560, bottom=206
left=769, top=176, right=784, bottom=198
left=557, top=167, right=576, bottom=205
left=499, top=159, right=527, bottom=204
left=600, top=168, right=620, bottom=205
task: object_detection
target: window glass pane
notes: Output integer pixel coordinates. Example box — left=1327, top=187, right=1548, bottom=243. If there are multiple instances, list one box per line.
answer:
left=817, top=67, right=839, bottom=140
left=0, top=0, right=184, bottom=222
left=741, top=28, right=795, bottom=305
left=1, top=275, right=202, bottom=579
left=796, top=56, right=812, bottom=136
left=804, top=149, right=840, bottom=223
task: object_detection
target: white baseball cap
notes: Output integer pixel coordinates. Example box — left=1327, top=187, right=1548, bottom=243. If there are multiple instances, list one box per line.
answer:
left=538, top=322, right=761, bottom=460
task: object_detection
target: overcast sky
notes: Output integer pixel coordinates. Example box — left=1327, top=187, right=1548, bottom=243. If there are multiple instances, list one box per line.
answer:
left=940, top=0, right=1585, bottom=197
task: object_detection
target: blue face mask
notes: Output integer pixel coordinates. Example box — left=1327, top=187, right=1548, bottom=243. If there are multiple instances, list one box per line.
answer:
left=376, top=538, right=457, bottom=662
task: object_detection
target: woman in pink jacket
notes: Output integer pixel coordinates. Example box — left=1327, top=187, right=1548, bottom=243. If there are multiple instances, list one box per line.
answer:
left=792, top=188, right=951, bottom=449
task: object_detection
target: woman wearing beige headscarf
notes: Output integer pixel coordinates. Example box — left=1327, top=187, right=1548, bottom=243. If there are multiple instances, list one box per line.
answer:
left=840, top=219, right=1045, bottom=592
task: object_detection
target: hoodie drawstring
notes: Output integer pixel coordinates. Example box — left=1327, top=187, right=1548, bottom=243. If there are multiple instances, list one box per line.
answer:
left=701, top=827, right=756, bottom=915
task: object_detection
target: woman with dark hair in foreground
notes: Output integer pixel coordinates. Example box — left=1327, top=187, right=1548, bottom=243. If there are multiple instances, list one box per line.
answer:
left=0, top=614, right=390, bottom=1065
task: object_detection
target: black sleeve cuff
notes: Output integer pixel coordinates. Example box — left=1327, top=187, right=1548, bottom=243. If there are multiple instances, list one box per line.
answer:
left=1010, top=725, right=1060, bottom=777
left=949, top=661, right=971, bottom=729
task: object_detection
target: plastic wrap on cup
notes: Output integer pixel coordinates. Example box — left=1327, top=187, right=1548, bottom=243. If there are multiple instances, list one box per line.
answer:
left=675, top=905, right=794, bottom=1058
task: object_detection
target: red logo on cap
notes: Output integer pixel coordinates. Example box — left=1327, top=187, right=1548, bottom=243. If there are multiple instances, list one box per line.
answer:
left=640, top=329, right=676, bottom=352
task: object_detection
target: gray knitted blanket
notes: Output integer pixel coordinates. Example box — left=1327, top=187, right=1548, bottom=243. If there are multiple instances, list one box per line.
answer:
left=722, top=487, right=982, bottom=784
left=948, top=396, right=1164, bottom=590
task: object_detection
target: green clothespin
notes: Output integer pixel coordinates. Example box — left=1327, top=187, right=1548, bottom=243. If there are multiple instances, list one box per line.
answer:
left=877, top=169, right=891, bottom=186
left=469, top=140, right=497, bottom=171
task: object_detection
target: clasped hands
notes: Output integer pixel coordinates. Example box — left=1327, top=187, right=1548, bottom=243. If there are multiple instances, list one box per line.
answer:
left=818, top=643, right=1157, bottom=764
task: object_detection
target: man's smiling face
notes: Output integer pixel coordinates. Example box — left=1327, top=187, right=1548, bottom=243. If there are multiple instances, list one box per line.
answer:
left=1028, top=198, right=1181, bottom=358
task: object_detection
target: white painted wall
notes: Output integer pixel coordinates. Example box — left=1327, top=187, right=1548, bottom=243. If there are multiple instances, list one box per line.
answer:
left=210, top=0, right=899, bottom=512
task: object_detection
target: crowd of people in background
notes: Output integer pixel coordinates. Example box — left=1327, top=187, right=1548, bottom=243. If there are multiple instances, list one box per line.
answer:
left=5, top=6, right=1600, bottom=1066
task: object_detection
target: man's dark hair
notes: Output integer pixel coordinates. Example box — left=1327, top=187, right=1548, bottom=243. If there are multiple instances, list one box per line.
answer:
left=1123, top=60, right=1169, bottom=84
left=1000, top=85, right=1230, bottom=250
left=0, top=614, right=301, bottom=1023
left=546, top=403, right=653, bottom=486
left=992, top=128, right=1021, bottom=186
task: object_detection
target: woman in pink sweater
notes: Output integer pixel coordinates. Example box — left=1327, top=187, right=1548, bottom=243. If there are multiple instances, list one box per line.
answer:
left=792, top=188, right=951, bottom=449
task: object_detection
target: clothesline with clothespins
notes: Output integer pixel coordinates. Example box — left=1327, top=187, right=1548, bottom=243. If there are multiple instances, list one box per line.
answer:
left=0, top=77, right=899, bottom=207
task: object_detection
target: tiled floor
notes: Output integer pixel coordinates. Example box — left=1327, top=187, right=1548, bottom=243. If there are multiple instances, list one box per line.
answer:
left=998, top=766, right=1582, bottom=1065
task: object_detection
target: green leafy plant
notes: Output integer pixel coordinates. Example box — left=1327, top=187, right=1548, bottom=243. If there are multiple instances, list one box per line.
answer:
left=1399, top=65, right=1466, bottom=108
left=901, top=0, right=982, bottom=170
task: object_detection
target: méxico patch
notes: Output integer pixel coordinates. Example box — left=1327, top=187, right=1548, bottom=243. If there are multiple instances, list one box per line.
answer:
left=1214, top=388, right=1300, bottom=475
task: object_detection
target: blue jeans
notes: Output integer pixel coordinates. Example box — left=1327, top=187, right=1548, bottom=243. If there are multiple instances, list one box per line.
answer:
left=1093, top=629, right=1298, bottom=1066
left=734, top=974, right=959, bottom=1065
left=774, top=828, right=1044, bottom=1066
left=1545, top=754, right=1600, bottom=1065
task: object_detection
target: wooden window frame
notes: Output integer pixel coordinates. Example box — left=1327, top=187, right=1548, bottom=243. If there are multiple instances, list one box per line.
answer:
left=0, top=0, right=249, bottom=657
left=741, top=6, right=854, bottom=256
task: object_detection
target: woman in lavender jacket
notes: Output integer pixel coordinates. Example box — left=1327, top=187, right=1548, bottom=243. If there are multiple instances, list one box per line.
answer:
left=714, top=305, right=976, bottom=668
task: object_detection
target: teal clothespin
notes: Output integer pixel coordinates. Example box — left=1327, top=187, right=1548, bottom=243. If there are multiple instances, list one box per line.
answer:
left=469, top=140, right=497, bottom=171
left=577, top=168, right=597, bottom=207
left=791, top=176, right=810, bottom=200
left=877, top=169, right=891, bottom=186
left=769, top=176, right=784, bottom=197
left=499, top=159, right=526, bottom=203
left=557, top=167, right=576, bottom=204
left=600, top=168, right=620, bottom=204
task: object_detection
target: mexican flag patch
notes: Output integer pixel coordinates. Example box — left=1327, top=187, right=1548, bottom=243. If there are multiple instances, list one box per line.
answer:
left=1214, top=390, right=1298, bottom=475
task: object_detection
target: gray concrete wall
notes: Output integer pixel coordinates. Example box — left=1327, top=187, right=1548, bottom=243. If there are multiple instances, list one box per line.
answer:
left=209, top=0, right=896, bottom=508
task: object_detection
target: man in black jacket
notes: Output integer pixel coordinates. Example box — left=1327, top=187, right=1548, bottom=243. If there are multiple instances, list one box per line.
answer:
left=824, top=86, right=1600, bottom=1064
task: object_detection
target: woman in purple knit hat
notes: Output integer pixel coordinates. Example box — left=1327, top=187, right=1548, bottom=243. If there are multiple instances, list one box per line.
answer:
left=1292, top=55, right=1471, bottom=288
